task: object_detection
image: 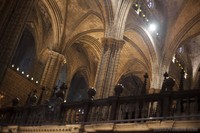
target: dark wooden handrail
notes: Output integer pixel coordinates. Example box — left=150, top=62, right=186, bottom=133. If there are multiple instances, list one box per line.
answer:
left=0, top=89, right=200, bottom=126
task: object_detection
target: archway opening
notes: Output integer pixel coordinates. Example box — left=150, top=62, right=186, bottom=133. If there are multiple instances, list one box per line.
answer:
left=168, top=40, right=198, bottom=90
left=118, top=74, right=143, bottom=96
left=67, top=72, right=88, bottom=101
left=57, top=64, right=67, bottom=86
left=12, top=28, right=36, bottom=75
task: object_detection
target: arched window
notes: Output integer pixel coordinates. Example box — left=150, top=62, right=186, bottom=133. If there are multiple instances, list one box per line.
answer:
left=146, top=0, right=154, bottom=8
left=133, top=0, right=155, bottom=23
left=12, top=28, right=36, bottom=74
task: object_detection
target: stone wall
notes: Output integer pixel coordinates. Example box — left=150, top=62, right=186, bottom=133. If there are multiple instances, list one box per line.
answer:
left=0, top=68, right=40, bottom=107
left=0, top=121, right=199, bottom=133
left=0, top=125, right=81, bottom=133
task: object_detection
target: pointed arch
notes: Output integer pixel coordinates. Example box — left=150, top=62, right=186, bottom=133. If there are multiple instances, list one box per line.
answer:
left=67, top=67, right=89, bottom=101
left=162, top=13, right=200, bottom=74
left=115, top=58, right=148, bottom=87
left=62, top=29, right=104, bottom=54
left=40, top=0, right=63, bottom=48
left=72, top=10, right=103, bottom=31
left=105, top=0, right=133, bottom=39
left=118, top=73, right=144, bottom=96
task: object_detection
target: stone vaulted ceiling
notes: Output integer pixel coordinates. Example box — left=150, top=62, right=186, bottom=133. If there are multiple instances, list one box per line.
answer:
left=26, top=0, right=200, bottom=89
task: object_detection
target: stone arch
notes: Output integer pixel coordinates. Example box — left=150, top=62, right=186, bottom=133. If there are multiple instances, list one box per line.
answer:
left=65, top=35, right=101, bottom=89
left=77, top=35, right=102, bottom=58
left=12, top=28, right=36, bottom=75
left=125, top=25, right=157, bottom=63
left=67, top=68, right=89, bottom=101
left=118, top=73, right=144, bottom=96
left=124, top=24, right=159, bottom=89
left=72, top=10, right=104, bottom=32
left=105, top=0, right=133, bottom=39
left=116, top=57, right=149, bottom=87
left=98, top=0, right=114, bottom=36
left=168, top=53, right=192, bottom=91
left=162, top=12, right=200, bottom=74
left=66, top=13, right=103, bottom=51
left=162, top=21, right=200, bottom=90
left=38, top=0, right=63, bottom=49
left=62, top=29, right=104, bottom=54
left=56, top=63, right=67, bottom=87
left=123, top=36, right=150, bottom=70
left=24, top=25, right=46, bottom=81
left=25, top=22, right=41, bottom=58
left=169, top=33, right=200, bottom=89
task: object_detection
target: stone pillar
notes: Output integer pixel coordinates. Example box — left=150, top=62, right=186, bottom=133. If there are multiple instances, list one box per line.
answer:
left=95, top=38, right=124, bottom=98
left=40, top=50, right=66, bottom=92
left=0, top=0, right=35, bottom=86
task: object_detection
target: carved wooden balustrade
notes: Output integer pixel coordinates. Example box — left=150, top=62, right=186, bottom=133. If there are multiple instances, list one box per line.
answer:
left=0, top=71, right=200, bottom=126
left=0, top=89, right=200, bottom=126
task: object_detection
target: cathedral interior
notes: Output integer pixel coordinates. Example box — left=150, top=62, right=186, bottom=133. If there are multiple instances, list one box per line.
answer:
left=0, top=0, right=200, bottom=132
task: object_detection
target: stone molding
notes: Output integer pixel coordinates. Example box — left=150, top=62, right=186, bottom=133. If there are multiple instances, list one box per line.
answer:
left=0, top=120, right=200, bottom=132
left=84, top=120, right=200, bottom=132
left=48, top=50, right=66, bottom=64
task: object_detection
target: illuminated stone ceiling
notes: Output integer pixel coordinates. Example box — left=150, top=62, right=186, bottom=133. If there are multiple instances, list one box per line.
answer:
left=26, top=0, right=200, bottom=88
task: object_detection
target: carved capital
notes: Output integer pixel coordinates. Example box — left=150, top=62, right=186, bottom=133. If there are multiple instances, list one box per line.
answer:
left=48, top=50, right=66, bottom=64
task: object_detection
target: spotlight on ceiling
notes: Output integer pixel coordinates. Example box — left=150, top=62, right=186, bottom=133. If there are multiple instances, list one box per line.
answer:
left=148, top=23, right=157, bottom=32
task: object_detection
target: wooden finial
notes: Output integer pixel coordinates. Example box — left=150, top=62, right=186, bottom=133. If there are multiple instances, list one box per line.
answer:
left=142, top=73, right=148, bottom=94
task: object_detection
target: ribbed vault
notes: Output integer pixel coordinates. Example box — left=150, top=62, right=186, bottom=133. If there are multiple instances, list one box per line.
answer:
left=15, top=0, right=200, bottom=94
left=65, top=35, right=101, bottom=88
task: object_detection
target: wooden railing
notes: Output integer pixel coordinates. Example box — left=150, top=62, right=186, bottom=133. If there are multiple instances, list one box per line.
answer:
left=0, top=89, right=200, bottom=126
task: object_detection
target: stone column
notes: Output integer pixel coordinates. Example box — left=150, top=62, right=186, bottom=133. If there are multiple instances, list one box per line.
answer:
left=0, top=0, right=35, bottom=86
left=40, top=50, right=66, bottom=91
left=95, top=38, right=124, bottom=98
